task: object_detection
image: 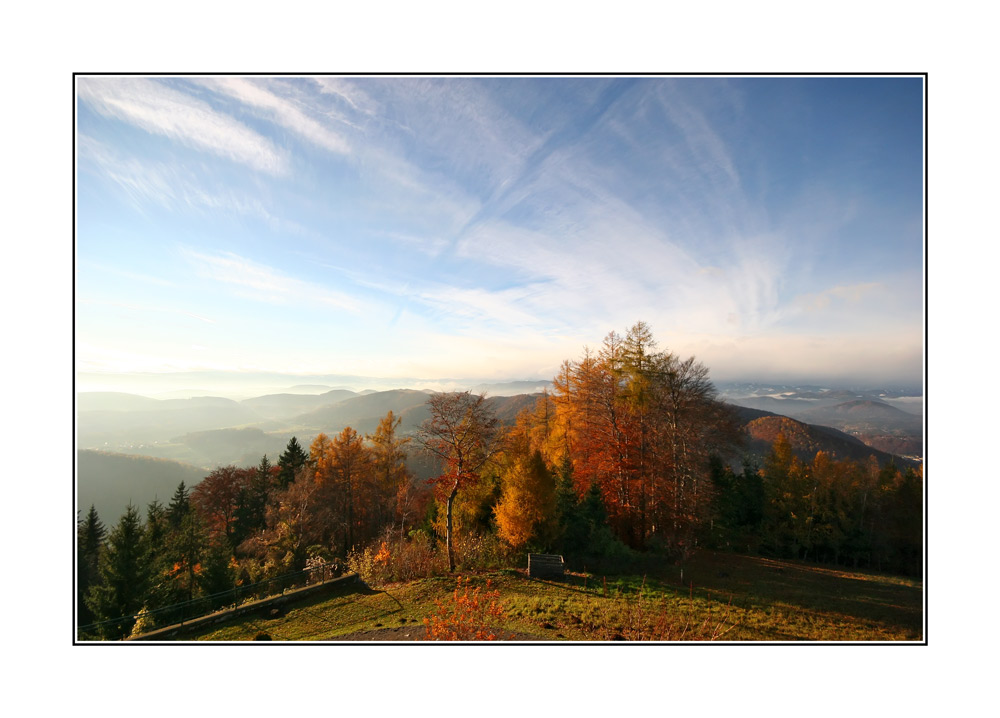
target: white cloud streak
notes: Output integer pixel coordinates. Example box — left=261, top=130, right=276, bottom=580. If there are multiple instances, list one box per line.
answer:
left=77, top=77, right=288, bottom=175
left=195, top=77, right=352, bottom=155
left=78, top=135, right=317, bottom=238
left=182, top=250, right=361, bottom=313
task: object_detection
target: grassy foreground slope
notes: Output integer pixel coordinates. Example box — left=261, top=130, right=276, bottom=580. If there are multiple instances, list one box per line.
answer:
left=184, top=550, right=923, bottom=642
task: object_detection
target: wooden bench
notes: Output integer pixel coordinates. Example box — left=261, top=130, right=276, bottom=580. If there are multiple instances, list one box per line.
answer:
left=528, top=553, right=565, bottom=579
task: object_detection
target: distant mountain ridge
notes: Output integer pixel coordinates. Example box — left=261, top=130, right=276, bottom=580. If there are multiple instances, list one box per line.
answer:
left=77, top=388, right=920, bottom=524
left=240, top=389, right=358, bottom=420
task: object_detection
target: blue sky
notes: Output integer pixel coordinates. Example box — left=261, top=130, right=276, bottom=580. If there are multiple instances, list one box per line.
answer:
left=75, top=75, right=924, bottom=390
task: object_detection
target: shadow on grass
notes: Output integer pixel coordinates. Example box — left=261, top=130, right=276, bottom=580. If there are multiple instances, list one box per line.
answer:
left=677, top=552, right=923, bottom=637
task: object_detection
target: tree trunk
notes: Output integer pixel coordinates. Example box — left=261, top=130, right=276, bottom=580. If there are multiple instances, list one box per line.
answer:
left=446, top=481, right=459, bottom=572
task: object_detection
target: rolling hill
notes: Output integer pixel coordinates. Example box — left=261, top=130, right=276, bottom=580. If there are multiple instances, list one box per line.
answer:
left=239, top=389, right=357, bottom=420
left=287, top=389, right=433, bottom=435
left=741, top=415, right=914, bottom=467
left=77, top=450, right=207, bottom=524
left=77, top=394, right=267, bottom=448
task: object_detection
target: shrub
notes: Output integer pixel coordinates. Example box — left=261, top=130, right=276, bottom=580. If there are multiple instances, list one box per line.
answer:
left=347, top=529, right=445, bottom=585
left=453, top=531, right=516, bottom=571
left=129, top=606, right=156, bottom=638
left=423, top=576, right=507, bottom=640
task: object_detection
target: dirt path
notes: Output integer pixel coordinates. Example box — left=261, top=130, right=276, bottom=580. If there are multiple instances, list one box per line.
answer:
left=330, top=626, right=549, bottom=641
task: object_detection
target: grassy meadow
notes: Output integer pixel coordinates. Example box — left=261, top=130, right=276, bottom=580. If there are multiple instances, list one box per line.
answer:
left=178, top=549, right=923, bottom=642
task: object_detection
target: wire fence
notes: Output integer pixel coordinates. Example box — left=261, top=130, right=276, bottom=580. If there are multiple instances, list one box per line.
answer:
left=78, top=560, right=343, bottom=641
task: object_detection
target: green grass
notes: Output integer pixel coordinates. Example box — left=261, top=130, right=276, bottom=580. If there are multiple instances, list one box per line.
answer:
left=181, top=550, right=923, bottom=642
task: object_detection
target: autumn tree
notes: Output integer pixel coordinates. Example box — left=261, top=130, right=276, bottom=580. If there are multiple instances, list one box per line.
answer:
left=494, top=402, right=559, bottom=550
left=369, top=411, right=414, bottom=536
left=259, top=466, right=325, bottom=571
left=495, top=449, right=557, bottom=550
left=417, top=392, right=503, bottom=572
left=550, top=322, right=740, bottom=554
left=330, top=427, right=372, bottom=551
left=310, top=428, right=375, bottom=553
left=191, top=465, right=255, bottom=547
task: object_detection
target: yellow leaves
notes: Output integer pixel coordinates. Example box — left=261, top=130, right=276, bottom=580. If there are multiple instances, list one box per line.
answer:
left=494, top=449, right=556, bottom=549
left=494, top=486, right=536, bottom=549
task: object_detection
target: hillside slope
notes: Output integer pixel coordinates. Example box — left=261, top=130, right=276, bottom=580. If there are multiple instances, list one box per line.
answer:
left=742, top=415, right=913, bottom=467
left=77, top=450, right=207, bottom=524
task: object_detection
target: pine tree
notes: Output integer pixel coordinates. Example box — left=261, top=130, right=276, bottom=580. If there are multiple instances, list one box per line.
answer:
left=554, top=457, right=585, bottom=554
left=85, top=504, right=150, bottom=639
left=198, top=537, right=236, bottom=609
left=167, top=481, right=190, bottom=529
left=77, top=505, right=106, bottom=630
left=143, top=499, right=171, bottom=608
left=145, top=499, right=168, bottom=556
left=277, top=436, right=309, bottom=489
left=232, top=455, right=274, bottom=547
left=163, top=510, right=208, bottom=606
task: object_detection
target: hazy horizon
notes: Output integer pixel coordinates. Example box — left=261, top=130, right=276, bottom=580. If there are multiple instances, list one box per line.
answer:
left=75, top=368, right=924, bottom=403
left=76, top=76, right=924, bottom=393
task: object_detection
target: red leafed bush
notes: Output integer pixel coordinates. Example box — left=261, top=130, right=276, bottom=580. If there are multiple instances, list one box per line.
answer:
left=422, top=577, right=506, bottom=641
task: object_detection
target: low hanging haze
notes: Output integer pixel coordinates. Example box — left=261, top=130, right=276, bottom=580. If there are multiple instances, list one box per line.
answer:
left=76, top=75, right=924, bottom=396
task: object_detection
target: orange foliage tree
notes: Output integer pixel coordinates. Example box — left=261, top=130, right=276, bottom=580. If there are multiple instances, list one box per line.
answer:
left=550, top=322, right=741, bottom=554
left=367, top=411, right=414, bottom=537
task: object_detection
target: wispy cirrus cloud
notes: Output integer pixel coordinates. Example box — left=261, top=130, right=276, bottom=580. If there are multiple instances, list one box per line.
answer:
left=182, top=249, right=361, bottom=313
left=77, top=134, right=178, bottom=210
left=312, top=76, right=379, bottom=117
left=78, top=135, right=316, bottom=238
left=195, top=77, right=352, bottom=155
left=77, top=77, right=288, bottom=175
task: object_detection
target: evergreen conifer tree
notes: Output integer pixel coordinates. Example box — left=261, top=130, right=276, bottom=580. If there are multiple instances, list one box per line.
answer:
left=85, top=504, right=150, bottom=639
left=143, top=499, right=172, bottom=609
left=277, top=437, right=309, bottom=488
left=77, top=505, right=106, bottom=630
left=233, top=455, right=274, bottom=546
left=554, top=457, right=585, bottom=553
left=164, top=510, right=208, bottom=606
left=167, top=481, right=190, bottom=529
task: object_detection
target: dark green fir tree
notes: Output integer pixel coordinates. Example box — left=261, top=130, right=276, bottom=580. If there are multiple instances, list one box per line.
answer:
left=277, top=437, right=309, bottom=489
left=85, top=504, right=150, bottom=639
left=77, top=505, right=106, bottom=630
